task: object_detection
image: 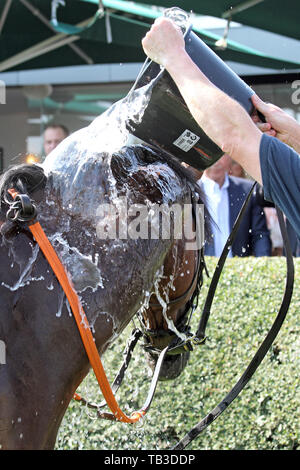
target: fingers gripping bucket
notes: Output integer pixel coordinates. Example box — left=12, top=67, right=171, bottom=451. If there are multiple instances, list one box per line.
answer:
left=126, top=8, right=255, bottom=171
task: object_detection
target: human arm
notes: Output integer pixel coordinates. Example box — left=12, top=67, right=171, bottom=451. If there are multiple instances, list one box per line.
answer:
left=251, top=94, right=300, bottom=154
left=142, top=17, right=263, bottom=183
left=259, top=134, right=300, bottom=237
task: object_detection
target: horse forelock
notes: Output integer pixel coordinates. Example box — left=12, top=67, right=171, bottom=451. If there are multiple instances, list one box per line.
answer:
left=114, top=144, right=200, bottom=189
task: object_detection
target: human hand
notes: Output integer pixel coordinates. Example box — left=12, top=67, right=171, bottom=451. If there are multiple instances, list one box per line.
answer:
left=251, top=111, right=276, bottom=137
left=251, top=94, right=300, bottom=152
left=142, top=17, right=185, bottom=68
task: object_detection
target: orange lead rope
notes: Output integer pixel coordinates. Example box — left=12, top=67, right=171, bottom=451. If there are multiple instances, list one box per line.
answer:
left=30, top=221, right=147, bottom=423
left=7, top=188, right=150, bottom=423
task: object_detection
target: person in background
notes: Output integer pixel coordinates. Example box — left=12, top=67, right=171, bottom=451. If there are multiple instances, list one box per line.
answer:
left=43, top=124, right=69, bottom=156
left=197, top=155, right=271, bottom=257
left=227, top=157, right=245, bottom=178
left=286, top=219, right=300, bottom=257
left=255, top=185, right=283, bottom=256
left=263, top=206, right=283, bottom=256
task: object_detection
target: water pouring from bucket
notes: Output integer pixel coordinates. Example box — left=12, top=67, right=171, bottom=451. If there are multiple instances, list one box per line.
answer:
left=127, top=7, right=255, bottom=171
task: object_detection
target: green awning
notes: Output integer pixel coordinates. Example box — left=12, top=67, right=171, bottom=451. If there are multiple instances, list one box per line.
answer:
left=77, top=1, right=300, bottom=70
left=135, top=0, right=300, bottom=41
left=0, top=0, right=299, bottom=73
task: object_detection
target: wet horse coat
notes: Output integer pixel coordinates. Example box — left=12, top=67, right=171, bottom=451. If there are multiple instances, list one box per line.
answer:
left=0, top=110, right=207, bottom=448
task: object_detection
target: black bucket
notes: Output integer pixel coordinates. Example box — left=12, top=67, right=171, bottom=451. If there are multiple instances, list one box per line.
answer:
left=126, top=13, right=255, bottom=171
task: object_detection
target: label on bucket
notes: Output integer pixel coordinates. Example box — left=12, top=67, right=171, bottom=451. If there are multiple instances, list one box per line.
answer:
left=173, top=129, right=200, bottom=152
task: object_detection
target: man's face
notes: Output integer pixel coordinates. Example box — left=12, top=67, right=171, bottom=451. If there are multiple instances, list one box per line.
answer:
left=44, top=127, right=67, bottom=155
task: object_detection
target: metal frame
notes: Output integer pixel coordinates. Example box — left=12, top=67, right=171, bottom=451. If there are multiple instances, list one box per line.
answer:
left=222, top=0, right=265, bottom=19
left=0, top=0, right=12, bottom=35
left=0, top=0, right=94, bottom=72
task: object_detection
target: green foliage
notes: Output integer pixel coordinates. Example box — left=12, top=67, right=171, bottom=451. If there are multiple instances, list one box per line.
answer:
left=55, top=257, right=300, bottom=450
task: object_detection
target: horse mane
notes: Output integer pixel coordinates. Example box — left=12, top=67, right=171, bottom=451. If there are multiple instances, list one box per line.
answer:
left=116, top=144, right=211, bottom=239
left=0, top=163, right=47, bottom=238
left=0, top=163, right=47, bottom=208
left=115, top=144, right=201, bottom=189
left=0, top=146, right=205, bottom=210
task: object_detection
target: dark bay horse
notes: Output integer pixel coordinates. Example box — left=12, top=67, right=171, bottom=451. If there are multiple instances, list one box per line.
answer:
left=0, top=112, right=209, bottom=449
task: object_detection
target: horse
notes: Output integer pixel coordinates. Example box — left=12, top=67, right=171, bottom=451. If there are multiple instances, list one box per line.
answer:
left=0, top=108, right=209, bottom=449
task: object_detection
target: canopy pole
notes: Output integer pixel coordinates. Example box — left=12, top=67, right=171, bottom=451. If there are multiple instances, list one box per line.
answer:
left=215, top=17, right=231, bottom=50
left=0, top=0, right=12, bottom=35
left=19, top=0, right=93, bottom=65
left=0, top=35, right=81, bottom=72
left=222, top=0, right=265, bottom=19
left=0, top=36, right=79, bottom=72
left=0, top=14, right=96, bottom=72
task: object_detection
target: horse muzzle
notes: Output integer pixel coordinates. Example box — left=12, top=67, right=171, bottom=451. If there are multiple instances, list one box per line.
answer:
left=145, top=347, right=190, bottom=381
left=142, top=329, right=191, bottom=381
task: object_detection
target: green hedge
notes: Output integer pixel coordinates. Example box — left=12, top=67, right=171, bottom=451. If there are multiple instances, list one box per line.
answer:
left=56, top=257, right=300, bottom=450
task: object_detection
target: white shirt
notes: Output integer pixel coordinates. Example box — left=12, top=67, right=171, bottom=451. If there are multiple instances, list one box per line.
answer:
left=199, top=173, right=232, bottom=257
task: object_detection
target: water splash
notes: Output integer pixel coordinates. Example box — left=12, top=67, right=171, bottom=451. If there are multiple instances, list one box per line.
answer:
left=152, top=267, right=187, bottom=342
left=1, top=244, right=40, bottom=291
left=40, top=80, right=155, bottom=243
left=42, top=82, right=153, bottom=179
left=55, top=288, right=65, bottom=318
left=49, top=233, right=104, bottom=294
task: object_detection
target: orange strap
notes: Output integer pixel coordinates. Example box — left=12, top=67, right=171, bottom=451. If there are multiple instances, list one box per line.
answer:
left=7, top=189, right=144, bottom=423
left=30, top=221, right=145, bottom=423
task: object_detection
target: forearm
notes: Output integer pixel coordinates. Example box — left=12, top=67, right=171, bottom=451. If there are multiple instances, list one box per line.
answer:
left=165, top=51, right=263, bottom=182
left=165, top=51, right=238, bottom=150
left=142, top=18, right=263, bottom=182
left=286, top=123, right=300, bottom=154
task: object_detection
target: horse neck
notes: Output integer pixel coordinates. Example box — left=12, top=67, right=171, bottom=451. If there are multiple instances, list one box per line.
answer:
left=0, top=230, right=92, bottom=449
left=0, top=190, right=177, bottom=449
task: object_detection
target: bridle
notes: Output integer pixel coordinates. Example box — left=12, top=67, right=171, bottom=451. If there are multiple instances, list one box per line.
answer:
left=138, top=190, right=208, bottom=356
left=138, top=249, right=206, bottom=359
left=4, top=179, right=294, bottom=449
